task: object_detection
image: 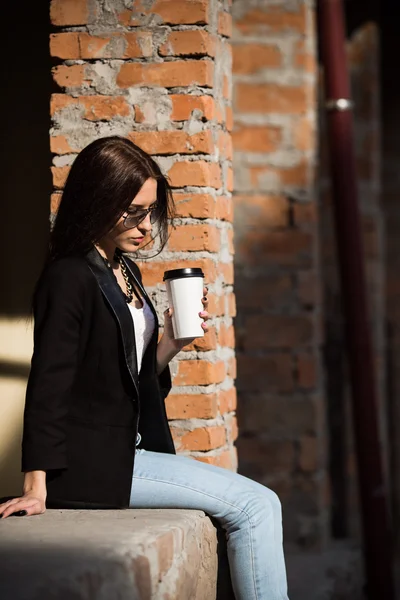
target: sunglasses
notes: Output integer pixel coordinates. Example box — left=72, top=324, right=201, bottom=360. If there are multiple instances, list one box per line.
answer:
left=121, top=203, right=160, bottom=229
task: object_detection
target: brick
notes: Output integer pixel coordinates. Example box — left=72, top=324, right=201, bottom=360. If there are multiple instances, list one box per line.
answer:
left=235, top=5, right=307, bottom=35
left=227, top=356, right=237, bottom=379
left=226, top=292, right=236, bottom=317
left=226, top=106, right=233, bottom=132
left=227, top=228, right=234, bottom=254
left=299, top=436, right=318, bottom=472
left=297, top=353, right=317, bottom=389
left=118, top=8, right=139, bottom=26
left=215, top=104, right=224, bottom=124
left=297, top=270, right=322, bottom=308
left=160, top=30, right=216, bottom=57
left=232, top=44, right=282, bottom=75
left=215, top=196, right=233, bottom=222
left=218, top=323, right=235, bottom=348
left=219, top=262, right=234, bottom=285
left=183, top=327, right=218, bottom=352
left=174, top=426, right=226, bottom=451
left=219, top=387, right=237, bottom=414
left=236, top=354, right=294, bottom=393
left=173, top=193, right=215, bottom=219
left=52, top=65, right=86, bottom=88
left=140, top=258, right=217, bottom=287
left=168, top=224, right=220, bottom=252
left=243, top=315, right=313, bottom=350
left=226, top=167, right=234, bottom=192
left=294, top=39, right=317, bottom=73
left=170, top=94, right=215, bottom=121
left=217, top=131, right=233, bottom=160
left=293, top=202, right=317, bottom=226
left=51, top=166, right=70, bottom=189
left=234, top=274, right=293, bottom=312
left=168, top=161, right=222, bottom=188
left=85, top=96, right=131, bottom=121
left=174, top=360, right=226, bottom=386
left=235, top=83, right=308, bottom=114
left=134, top=105, right=146, bottom=123
left=207, top=294, right=225, bottom=317
left=50, top=33, right=80, bottom=59
left=236, top=438, right=295, bottom=476
left=232, top=125, right=282, bottom=153
left=117, top=60, right=214, bottom=88
left=293, top=117, right=315, bottom=151
left=128, top=131, right=214, bottom=156
left=79, top=32, right=154, bottom=59
left=50, top=135, right=74, bottom=155
left=50, top=0, right=89, bottom=26
left=227, top=415, right=239, bottom=442
left=280, top=160, right=310, bottom=186
left=166, top=393, right=218, bottom=419
left=78, top=34, right=109, bottom=58
left=218, top=11, right=232, bottom=37
left=195, top=449, right=236, bottom=469
left=237, top=394, right=318, bottom=437
left=222, top=75, right=231, bottom=101
left=51, top=95, right=131, bottom=121
left=236, top=230, right=313, bottom=267
left=50, top=192, right=62, bottom=214
left=234, top=194, right=289, bottom=229
left=144, top=0, right=210, bottom=25
left=50, top=94, right=75, bottom=115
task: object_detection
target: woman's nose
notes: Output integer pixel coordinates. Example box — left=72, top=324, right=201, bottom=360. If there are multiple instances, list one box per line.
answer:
left=139, top=212, right=152, bottom=232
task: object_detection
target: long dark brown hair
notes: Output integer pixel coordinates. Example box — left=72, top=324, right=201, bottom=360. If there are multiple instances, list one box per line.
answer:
left=49, top=136, right=175, bottom=260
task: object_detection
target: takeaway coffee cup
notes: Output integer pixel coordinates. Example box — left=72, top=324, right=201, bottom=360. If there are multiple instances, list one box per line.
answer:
left=163, top=268, right=205, bottom=340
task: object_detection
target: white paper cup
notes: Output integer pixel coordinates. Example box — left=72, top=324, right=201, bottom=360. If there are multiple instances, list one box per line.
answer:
left=163, top=268, right=205, bottom=340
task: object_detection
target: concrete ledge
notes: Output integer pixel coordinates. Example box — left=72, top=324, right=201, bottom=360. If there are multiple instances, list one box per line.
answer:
left=0, top=509, right=228, bottom=600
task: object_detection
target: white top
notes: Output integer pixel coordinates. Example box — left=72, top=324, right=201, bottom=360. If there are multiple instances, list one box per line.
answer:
left=127, top=297, right=155, bottom=373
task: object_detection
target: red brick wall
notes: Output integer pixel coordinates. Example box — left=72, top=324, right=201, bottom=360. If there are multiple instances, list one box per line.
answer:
left=49, top=0, right=237, bottom=468
left=319, top=22, right=385, bottom=541
left=231, top=0, right=329, bottom=548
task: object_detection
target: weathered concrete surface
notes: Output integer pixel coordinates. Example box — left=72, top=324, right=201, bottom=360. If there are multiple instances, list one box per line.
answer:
left=0, top=509, right=219, bottom=600
left=286, top=541, right=365, bottom=600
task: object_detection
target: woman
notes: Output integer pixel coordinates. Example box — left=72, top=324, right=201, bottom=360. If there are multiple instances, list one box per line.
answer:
left=0, top=137, right=289, bottom=600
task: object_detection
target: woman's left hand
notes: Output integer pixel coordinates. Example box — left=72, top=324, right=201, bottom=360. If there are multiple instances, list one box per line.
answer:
left=163, top=286, right=210, bottom=352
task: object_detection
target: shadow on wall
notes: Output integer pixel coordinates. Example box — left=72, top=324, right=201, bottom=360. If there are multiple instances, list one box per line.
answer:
left=0, top=0, right=52, bottom=315
left=0, top=1, right=52, bottom=494
left=232, top=193, right=322, bottom=546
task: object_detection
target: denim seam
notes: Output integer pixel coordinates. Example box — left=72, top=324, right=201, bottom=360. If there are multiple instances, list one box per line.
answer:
left=131, top=474, right=259, bottom=599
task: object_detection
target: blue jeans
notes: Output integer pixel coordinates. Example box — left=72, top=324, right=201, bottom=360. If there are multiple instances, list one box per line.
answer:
left=130, top=450, right=289, bottom=600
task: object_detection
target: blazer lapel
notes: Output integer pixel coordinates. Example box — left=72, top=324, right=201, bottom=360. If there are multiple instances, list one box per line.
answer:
left=84, top=246, right=139, bottom=398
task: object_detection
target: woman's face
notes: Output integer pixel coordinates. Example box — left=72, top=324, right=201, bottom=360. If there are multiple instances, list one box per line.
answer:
left=106, top=178, right=158, bottom=253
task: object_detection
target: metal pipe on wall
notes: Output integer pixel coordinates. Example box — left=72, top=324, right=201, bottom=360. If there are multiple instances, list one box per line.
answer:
left=317, top=0, right=395, bottom=597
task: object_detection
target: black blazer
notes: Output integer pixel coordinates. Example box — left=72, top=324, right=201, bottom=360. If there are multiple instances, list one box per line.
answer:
left=21, top=246, right=175, bottom=509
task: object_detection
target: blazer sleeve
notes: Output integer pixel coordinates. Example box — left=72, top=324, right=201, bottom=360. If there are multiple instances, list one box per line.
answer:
left=21, top=262, right=87, bottom=473
left=126, top=256, right=172, bottom=399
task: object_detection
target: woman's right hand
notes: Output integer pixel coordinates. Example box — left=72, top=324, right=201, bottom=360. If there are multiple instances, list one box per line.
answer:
left=0, top=492, right=46, bottom=519
left=0, top=468, right=47, bottom=519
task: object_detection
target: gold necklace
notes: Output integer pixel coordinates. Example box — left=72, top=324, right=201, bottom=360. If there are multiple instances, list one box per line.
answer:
left=114, top=250, right=133, bottom=304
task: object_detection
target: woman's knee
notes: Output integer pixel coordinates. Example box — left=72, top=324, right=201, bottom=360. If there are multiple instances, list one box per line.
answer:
left=242, top=490, right=280, bottom=527
left=263, top=488, right=282, bottom=514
